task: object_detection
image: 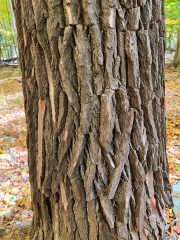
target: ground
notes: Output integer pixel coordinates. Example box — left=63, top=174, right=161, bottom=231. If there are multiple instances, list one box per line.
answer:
left=0, top=67, right=31, bottom=239
left=0, top=66, right=179, bottom=239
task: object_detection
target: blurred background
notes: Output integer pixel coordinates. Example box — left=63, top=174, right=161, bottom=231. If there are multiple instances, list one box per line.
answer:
left=165, top=0, right=180, bottom=67
left=0, top=0, right=18, bottom=65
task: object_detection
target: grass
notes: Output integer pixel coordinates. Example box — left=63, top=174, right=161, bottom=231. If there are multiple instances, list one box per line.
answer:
left=0, top=67, right=22, bottom=95
left=0, top=66, right=21, bottom=80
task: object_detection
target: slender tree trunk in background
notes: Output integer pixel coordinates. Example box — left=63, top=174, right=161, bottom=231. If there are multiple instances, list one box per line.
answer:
left=8, top=0, right=17, bottom=33
left=173, top=29, right=180, bottom=68
left=13, top=0, right=172, bottom=239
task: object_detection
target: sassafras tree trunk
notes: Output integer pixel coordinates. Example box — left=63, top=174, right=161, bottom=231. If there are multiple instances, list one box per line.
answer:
left=13, top=0, right=172, bottom=239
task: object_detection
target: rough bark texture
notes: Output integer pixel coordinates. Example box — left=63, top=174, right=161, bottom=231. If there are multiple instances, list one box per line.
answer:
left=13, top=0, right=172, bottom=239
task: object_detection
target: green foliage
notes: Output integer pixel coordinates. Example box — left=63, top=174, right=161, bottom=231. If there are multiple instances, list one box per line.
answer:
left=165, top=0, right=180, bottom=34
left=0, top=0, right=17, bottom=60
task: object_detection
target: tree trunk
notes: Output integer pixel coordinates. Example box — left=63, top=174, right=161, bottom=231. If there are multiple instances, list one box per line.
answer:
left=173, top=28, right=180, bottom=68
left=8, top=0, right=17, bottom=33
left=13, top=0, right=172, bottom=239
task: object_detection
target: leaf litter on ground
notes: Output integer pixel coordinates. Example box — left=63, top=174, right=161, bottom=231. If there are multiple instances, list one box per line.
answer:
left=164, top=68, right=180, bottom=239
left=0, top=67, right=32, bottom=239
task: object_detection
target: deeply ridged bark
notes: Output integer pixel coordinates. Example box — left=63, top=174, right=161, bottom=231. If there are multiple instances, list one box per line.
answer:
left=13, top=0, right=172, bottom=239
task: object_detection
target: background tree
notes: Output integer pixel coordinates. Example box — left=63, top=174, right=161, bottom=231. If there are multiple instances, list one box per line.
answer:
left=0, top=0, right=17, bottom=62
left=172, top=28, right=180, bottom=68
left=13, top=0, right=172, bottom=239
left=165, top=0, right=180, bottom=67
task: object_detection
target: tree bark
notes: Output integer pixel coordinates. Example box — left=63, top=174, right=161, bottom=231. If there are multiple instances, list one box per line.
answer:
left=173, top=28, right=180, bottom=68
left=13, top=0, right=172, bottom=239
